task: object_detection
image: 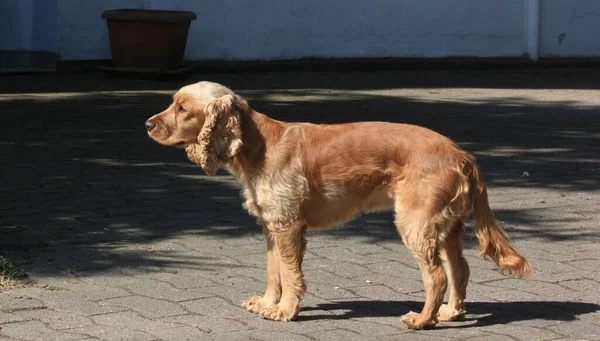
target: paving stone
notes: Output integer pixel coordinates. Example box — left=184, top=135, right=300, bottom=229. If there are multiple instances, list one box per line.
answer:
left=149, top=325, right=210, bottom=341
left=302, top=236, right=338, bottom=249
left=366, top=260, right=423, bottom=281
left=464, top=282, right=540, bottom=302
left=202, top=330, right=271, bottom=341
left=99, top=296, right=187, bottom=319
left=469, top=268, right=511, bottom=283
left=483, top=278, right=579, bottom=298
left=546, top=320, right=600, bottom=340
left=305, top=283, right=360, bottom=300
left=382, top=333, right=456, bottom=341
left=568, top=259, right=600, bottom=272
left=207, top=272, right=266, bottom=293
left=577, top=243, right=600, bottom=252
left=181, top=297, right=250, bottom=319
left=303, top=269, right=359, bottom=288
left=91, top=311, right=179, bottom=330
left=301, top=292, right=337, bottom=311
left=0, top=293, right=46, bottom=312
left=59, top=282, right=131, bottom=301
left=410, top=322, right=491, bottom=340
left=229, top=252, right=268, bottom=268
left=559, top=279, right=600, bottom=293
left=308, top=329, right=365, bottom=341
left=68, top=325, right=157, bottom=341
left=0, top=320, right=87, bottom=340
left=244, top=330, right=330, bottom=341
left=0, top=311, right=30, bottom=325
left=16, top=289, right=125, bottom=316
left=345, top=284, right=417, bottom=302
left=136, top=270, right=218, bottom=289
left=90, top=311, right=207, bottom=340
left=334, top=319, right=408, bottom=336
left=307, top=258, right=379, bottom=281
left=118, top=277, right=213, bottom=301
left=480, top=324, right=564, bottom=341
left=6, top=309, right=94, bottom=330
left=526, top=259, right=583, bottom=275
left=225, top=264, right=270, bottom=283
left=530, top=270, right=594, bottom=283
left=312, top=241, right=394, bottom=258
left=525, top=248, right=592, bottom=263
left=546, top=338, right=600, bottom=341
left=509, top=318, right=570, bottom=328
left=0, top=336, right=25, bottom=341
left=459, top=334, right=517, bottom=341
left=160, top=314, right=251, bottom=333
left=198, top=283, right=266, bottom=307
left=309, top=246, right=379, bottom=265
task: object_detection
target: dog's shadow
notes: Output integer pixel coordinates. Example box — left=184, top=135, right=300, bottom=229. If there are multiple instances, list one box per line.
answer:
left=299, top=300, right=600, bottom=328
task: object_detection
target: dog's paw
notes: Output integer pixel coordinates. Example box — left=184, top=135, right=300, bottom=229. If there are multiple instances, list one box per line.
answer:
left=437, top=304, right=465, bottom=322
left=258, top=304, right=297, bottom=322
left=401, top=311, right=437, bottom=329
left=242, top=296, right=265, bottom=314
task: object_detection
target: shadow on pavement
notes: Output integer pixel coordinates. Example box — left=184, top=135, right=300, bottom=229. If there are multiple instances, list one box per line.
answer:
left=1, top=70, right=599, bottom=277
left=300, top=300, right=600, bottom=327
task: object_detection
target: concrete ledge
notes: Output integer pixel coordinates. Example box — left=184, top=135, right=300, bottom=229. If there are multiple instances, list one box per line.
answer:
left=0, top=50, right=59, bottom=73
left=190, top=57, right=543, bottom=73
left=56, top=56, right=600, bottom=74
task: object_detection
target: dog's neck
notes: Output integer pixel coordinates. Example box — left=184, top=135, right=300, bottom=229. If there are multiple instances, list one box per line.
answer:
left=226, top=108, right=286, bottom=181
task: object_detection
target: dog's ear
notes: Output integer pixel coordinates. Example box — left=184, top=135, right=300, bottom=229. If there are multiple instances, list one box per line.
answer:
left=186, top=94, right=244, bottom=175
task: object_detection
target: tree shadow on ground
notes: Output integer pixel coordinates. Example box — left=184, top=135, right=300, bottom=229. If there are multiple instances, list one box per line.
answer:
left=0, top=70, right=598, bottom=277
left=2, top=68, right=600, bottom=93
left=300, top=300, right=600, bottom=328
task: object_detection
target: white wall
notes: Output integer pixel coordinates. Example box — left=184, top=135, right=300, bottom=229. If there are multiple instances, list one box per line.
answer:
left=0, top=0, right=33, bottom=50
left=3, top=0, right=600, bottom=61
left=57, top=0, right=146, bottom=60
left=45, top=0, right=531, bottom=61
left=157, top=0, right=526, bottom=60
left=0, top=0, right=57, bottom=52
left=539, top=0, right=600, bottom=57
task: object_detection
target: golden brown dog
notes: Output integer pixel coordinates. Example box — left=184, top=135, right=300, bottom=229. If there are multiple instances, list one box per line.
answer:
left=145, top=81, right=531, bottom=329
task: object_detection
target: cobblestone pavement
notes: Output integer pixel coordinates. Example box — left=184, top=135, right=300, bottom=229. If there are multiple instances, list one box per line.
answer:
left=1, top=69, right=599, bottom=340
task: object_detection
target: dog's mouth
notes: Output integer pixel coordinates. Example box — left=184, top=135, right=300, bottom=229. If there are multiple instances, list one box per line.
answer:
left=147, top=133, right=186, bottom=149
left=158, top=139, right=187, bottom=148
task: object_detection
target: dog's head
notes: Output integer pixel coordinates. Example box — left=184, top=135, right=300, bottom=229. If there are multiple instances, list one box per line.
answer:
left=146, top=81, right=246, bottom=175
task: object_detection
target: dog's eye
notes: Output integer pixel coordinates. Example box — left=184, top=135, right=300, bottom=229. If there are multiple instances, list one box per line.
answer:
left=178, top=106, right=186, bottom=113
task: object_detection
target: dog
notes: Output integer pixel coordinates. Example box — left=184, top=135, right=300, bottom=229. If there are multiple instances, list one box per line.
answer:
left=145, top=81, right=531, bottom=329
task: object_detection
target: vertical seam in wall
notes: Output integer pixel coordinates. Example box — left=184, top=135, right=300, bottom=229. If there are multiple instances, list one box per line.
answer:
left=29, top=0, right=35, bottom=50
left=526, top=0, right=540, bottom=61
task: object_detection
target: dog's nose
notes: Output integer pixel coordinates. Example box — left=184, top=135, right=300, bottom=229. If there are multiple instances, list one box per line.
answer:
left=145, top=120, right=156, bottom=131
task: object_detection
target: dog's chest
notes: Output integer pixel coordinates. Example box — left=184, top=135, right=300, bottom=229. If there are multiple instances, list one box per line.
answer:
left=240, top=164, right=309, bottom=228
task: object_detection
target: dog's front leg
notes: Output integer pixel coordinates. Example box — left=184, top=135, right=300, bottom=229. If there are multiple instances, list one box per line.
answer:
left=243, top=225, right=282, bottom=314
left=258, top=221, right=307, bottom=321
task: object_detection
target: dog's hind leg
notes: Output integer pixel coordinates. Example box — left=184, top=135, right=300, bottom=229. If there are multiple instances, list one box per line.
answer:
left=437, top=220, right=470, bottom=321
left=395, top=200, right=447, bottom=329
left=243, top=225, right=282, bottom=314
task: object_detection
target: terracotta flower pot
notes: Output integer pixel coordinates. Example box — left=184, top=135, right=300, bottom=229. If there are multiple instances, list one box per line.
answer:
left=101, top=9, right=196, bottom=70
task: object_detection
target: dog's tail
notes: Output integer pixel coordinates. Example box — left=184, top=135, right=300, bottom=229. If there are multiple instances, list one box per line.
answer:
left=463, top=155, right=531, bottom=279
